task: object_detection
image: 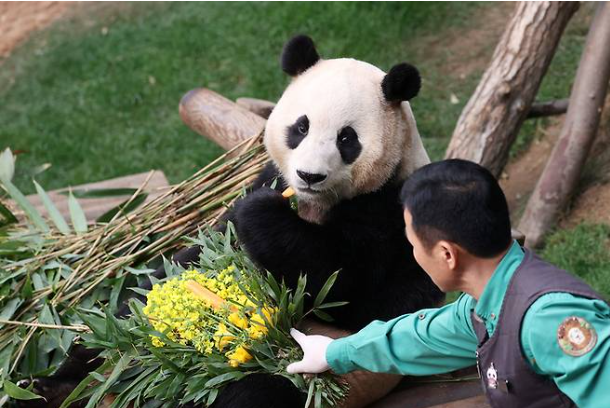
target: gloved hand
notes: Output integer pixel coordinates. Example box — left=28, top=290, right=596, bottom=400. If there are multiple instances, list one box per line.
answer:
left=286, top=328, right=334, bottom=374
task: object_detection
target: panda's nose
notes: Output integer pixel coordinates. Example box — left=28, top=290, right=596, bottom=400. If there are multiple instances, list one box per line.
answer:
left=297, top=170, right=327, bottom=185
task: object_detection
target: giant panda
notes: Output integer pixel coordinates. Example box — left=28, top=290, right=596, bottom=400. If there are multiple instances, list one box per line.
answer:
left=229, top=34, right=443, bottom=331
left=16, top=35, right=443, bottom=408
left=209, top=35, right=445, bottom=407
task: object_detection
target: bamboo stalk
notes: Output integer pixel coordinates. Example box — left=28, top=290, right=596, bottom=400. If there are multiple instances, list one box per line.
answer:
left=2, top=135, right=267, bottom=375
left=0, top=319, right=90, bottom=332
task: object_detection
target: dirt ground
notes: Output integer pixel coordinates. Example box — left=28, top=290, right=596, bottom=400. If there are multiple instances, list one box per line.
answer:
left=0, top=1, right=72, bottom=58
left=500, top=99, right=610, bottom=228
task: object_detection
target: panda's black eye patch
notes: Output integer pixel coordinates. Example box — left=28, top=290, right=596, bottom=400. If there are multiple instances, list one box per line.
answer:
left=336, top=126, right=361, bottom=164
left=286, top=115, right=309, bottom=149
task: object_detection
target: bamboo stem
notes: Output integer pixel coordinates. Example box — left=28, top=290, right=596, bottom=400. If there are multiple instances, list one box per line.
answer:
left=0, top=319, right=90, bottom=332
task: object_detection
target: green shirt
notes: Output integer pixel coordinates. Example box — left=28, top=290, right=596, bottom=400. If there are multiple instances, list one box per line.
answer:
left=326, top=241, right=610, bottom=407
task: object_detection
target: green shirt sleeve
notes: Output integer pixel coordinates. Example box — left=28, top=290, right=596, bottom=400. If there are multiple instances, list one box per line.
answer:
left=521, top=292, right=610, bottom=408
left=326, top=294, right=478, bottom=375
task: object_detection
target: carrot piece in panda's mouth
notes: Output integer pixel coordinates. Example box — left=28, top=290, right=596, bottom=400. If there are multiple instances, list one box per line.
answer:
left=282, top=187, right=296, bottom=198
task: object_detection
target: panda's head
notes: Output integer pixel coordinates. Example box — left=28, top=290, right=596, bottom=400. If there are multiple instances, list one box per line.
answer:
left=264, top=35, right=430, bottom=223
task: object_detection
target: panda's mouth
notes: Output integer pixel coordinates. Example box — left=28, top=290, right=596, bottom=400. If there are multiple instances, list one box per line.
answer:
left=299, top=186, right=322, bottom=194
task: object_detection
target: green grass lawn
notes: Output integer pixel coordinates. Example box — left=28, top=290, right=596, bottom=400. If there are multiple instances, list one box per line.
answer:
left=541, top=224, right=610, bottom=300
left=1, top=1, right=480, bottom=194
left=1, top=2, right=607, bottom=296
left=0, top=2, right=593, bottom=189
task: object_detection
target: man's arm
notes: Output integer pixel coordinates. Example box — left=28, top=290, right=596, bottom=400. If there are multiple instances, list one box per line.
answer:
left=288, top=294, right=478, bottom=375
left=521, top=293, right=610, bottom=408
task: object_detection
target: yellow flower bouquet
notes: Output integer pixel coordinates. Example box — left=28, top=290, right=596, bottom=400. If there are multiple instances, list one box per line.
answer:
left=61, top=225, right=348, bottom=408
left=143, top=266, right=276, bottom=367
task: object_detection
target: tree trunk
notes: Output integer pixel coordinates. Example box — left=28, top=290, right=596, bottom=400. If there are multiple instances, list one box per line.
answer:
left=445, top=2, right=579, bottom=177
left=236, top=97, right=276, bottom=119
left=179, top=88, right=266, bottom=151
left=518, top=3, right=610, bottom=248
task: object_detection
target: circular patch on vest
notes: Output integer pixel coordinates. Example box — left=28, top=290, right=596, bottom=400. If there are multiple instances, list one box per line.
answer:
left=557, top=316, right=597, bottom=357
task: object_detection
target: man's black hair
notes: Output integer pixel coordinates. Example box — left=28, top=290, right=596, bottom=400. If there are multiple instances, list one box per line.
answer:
left=400, top=159, right=512, bottom=258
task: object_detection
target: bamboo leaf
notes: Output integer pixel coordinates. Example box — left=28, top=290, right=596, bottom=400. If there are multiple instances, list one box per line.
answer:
left=0, top=177, right=49, bottom=232
left=0, top=343, right=16, bottom=381
left=64, top=188, right=138, bottom=199
left=314, top=386, right=322, bottom=408
left=33, top=180, right=70, bottom=234
left=0, top=298, right=23, bottom=329
left=96, top=193, right=148, bottom=223
left=68, top=189, right=88, bottom=233
left=312, top=309, right=334, bottom=322
left=85, top=352, right=133, bottom=408
left=204, top=372, right=245, bottom=388
left=313, top=270, right=340, bottom=308
left=124, top=266, right=156, bottom=276
left=304, top=378, right=315, bottom=408
left=2, top=380, right=44, bottom=401
left=317, top=301, right=349, bottom=310
left=59, top=359, right=114, bottom=408
left=206, top=388, right=219, bottom=406
left=0, top=201, right=18, bottom=227
left=0, top=148, right=14, bottom=182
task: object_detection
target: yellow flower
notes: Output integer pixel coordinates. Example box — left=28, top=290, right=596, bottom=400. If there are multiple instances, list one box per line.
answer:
left=228, top=312, right=248, bottom=329
left=247, top=326, right=266, bottom=340
left=151, top=336, right=165, bottom=347
left=143, top=265, right=272, bottom=369
left=226, top=345, right=252, bottom=367
left=250, top=307, right=275, bottom=328
left=214, top=322, right=235, bottom=351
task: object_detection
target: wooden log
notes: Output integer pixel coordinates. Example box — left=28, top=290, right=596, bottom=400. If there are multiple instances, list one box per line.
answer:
left=527, top=98, right=569, bottom=119
left=518, top=3, right=610, bottom=248
left=179, top=88, right=266, bottom=151
left=371, top=366, right=485, bottom=408
left=236, top=97, right=276, bottom=119
left=445, top=2, right=579, bottom=177
left=24, top=171, right=169, bottom=223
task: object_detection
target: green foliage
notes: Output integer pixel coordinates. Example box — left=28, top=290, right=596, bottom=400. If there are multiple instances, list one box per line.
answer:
left=66, top=226, right=348, bottom=408
left=1, top=380, right=44, bottom=401
left=540, top=223, right=610, bottom=300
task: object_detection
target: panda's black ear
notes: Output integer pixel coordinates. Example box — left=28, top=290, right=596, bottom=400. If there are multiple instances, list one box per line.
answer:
left=281, top=35, right=320, bottom=76
left=382, top=63, right=421, bottom=102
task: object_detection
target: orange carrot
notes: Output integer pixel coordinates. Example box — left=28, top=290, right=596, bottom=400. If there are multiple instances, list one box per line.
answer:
left=185, top=280, right=237, bottom=311
left=282, top=187, right=295, bottom=198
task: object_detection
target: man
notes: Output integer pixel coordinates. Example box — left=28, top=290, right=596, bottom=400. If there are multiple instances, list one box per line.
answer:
left=286, top=159, right=609, bottom=408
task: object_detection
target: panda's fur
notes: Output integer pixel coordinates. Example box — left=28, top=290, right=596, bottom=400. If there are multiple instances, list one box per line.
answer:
left=210, top=35, right=444, bottom=407
left=231, top=35, right=443, bottom=332
left=18, top=35, right=443, bottom=408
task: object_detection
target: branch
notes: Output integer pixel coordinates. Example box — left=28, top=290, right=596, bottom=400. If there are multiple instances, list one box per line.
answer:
left=527, top=98, right=569, bottom=119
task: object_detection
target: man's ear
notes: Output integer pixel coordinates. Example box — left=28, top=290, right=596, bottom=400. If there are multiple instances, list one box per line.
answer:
left=437, top=240, right=458, bottom=270
left=281, top=35, right=320, bottom=76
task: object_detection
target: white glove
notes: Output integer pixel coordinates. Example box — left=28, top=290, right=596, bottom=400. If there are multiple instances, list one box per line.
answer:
left=286, top=328, right=333, bottom=374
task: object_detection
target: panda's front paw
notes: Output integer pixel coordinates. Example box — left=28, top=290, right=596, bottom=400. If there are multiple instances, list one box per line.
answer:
left=233, top=187, right=291, bottom=226
left=233, top=187, right=297, bottom=254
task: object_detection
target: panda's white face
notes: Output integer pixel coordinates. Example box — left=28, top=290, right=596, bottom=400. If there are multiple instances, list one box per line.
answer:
left=265, top=57, right=430, bottom=223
